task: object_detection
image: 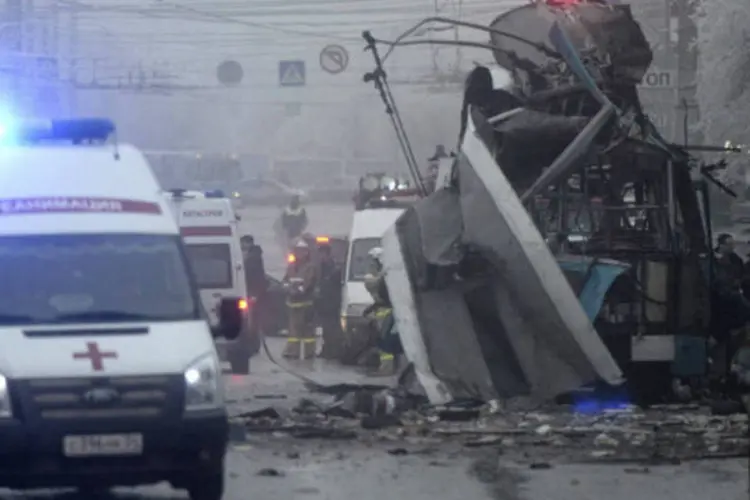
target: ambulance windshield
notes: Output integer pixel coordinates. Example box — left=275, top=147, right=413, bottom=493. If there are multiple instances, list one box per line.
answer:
left=0, top=234, right=199, bottom=325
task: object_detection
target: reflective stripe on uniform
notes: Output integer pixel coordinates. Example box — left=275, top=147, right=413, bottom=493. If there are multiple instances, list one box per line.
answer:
left=302, top=338, right=316, bottom=343
left=379, top=352, right=394, bottom=361
left=374, top=308, right=392, bottom=319
left=286, top=300, right=314, bottom=308
left=286, top=337, right=300, bottom=343
left=284, top=207, right=304, bottom=216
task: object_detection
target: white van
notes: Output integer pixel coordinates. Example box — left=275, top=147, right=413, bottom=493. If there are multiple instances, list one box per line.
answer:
left=0, top=118, right=240, bottom=499
left=164, top=189, right=257, bottom=374
left=341, top=174, right=418, bottom=336
left=340, top=207, right=405, bottom=341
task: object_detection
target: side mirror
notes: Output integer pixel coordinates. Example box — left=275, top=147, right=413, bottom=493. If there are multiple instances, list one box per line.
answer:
left=212, top=297, right=246, bottom=340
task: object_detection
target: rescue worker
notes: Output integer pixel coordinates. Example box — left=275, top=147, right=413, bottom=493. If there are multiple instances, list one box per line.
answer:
left=280, top=194, right=308, bottom=248
left=282, top=239, right=318, bottom=359
left=361, top=247, right=396, bottom=375
left=712, top=233, right=750, bottom=376
left=716, top=234, right=744, bottom=287
left=316, top=243, right=343, bottom=359
left=241, top=235, right=267, bottom=353
left=241, top=235, right=267, bottom=299
left=424, top=145, right=449, bottom=194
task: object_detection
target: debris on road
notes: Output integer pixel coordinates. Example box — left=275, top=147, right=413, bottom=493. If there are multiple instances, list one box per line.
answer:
left=230, top=389, right=750, bottom=464
left=257, top=467, right=285, bottom=477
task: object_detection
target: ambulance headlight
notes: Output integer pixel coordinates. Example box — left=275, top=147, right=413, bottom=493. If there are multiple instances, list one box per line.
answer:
left=0, top=374, right=12, bottom=418
left=183, top=355, right=223, bottom=411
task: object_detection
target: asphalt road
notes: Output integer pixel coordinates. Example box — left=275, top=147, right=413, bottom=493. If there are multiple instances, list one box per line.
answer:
left=2, top=204, right=748, bottom=499
left=4, top=339, right=748, bottom=500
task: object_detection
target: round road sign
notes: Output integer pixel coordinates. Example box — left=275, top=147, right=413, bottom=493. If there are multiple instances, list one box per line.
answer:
left=217, top=60, right=244, bottom=86
left=319, top=45, right=349, bottom=75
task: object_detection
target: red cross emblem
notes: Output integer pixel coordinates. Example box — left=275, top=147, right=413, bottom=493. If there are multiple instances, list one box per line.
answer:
left=72, top=342, right=118, bottom=371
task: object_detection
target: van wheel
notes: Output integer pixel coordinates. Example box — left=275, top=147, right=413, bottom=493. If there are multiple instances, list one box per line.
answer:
left=188, top=471, right=224, bottom=500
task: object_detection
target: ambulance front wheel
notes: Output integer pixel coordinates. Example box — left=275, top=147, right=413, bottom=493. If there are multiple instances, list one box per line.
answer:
left=187, top=470, right=224, bottom=500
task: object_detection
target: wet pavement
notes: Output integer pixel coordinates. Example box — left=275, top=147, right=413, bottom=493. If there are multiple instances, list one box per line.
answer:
left=2, top=201, right=749, bottom=498
left=1, top=200, right=749, bottom=499
left=2, top=338, right=749, bottom=499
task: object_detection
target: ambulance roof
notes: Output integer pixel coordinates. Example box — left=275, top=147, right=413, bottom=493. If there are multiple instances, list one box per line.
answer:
left=0, top=143, right=177, bottom=236
left=350, top=207, right=404, bottom=241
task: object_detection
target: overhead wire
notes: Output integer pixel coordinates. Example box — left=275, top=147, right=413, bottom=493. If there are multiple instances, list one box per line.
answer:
left=33, top=0, right=517, bottom=97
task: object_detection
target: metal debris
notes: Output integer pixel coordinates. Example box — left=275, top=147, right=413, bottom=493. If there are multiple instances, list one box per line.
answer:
left=231, top=396, right=749, bottom=463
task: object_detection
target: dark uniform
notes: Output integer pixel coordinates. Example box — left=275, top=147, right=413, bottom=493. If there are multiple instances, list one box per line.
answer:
left=712, top=233, right=750, bottom=375
left=317, top=247, right=343, bottom=359
left=282, top=242, right=318, bottom=359
left=241, top=236, right=267, bottom=299
left=241, top=236, right=267, bottom=351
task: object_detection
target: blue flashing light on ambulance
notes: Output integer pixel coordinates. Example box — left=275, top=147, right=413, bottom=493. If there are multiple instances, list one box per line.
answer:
left=0, top=117, right=236, bottom=499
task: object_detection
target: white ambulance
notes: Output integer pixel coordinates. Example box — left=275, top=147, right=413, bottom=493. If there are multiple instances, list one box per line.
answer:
left=0, top=118, right=239, bottom=499
left=163, top=189, right=257, bottom=374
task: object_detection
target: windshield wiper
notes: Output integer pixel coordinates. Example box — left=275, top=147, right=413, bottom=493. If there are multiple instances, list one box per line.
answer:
left=54, top=311, right=159, bottom=322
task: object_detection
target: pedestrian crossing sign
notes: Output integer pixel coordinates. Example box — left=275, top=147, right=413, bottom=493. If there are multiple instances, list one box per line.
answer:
left=279, top=60, right=306, bottom=87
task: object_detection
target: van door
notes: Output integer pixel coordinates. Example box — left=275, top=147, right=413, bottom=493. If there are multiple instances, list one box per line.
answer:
left=184, top=242, right=234, bottom=324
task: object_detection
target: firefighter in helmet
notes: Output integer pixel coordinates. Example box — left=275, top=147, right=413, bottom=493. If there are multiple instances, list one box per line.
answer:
left=361, top=247, right=396, bottom=375
left=282, top=238, right=318, bottom=359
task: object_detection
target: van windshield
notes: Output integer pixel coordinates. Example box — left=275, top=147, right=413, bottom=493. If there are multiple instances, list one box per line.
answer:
left=348, top=237, right=381, bottom=281
left=0, top=234, right=199, bottom=325
left=184, top=243, right=233, bottom=289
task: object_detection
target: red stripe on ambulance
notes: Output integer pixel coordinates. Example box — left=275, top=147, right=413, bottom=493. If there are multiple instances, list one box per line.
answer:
left=180, top=226, right=233, bottom=237
left=0, top=197, right=162, bottom=215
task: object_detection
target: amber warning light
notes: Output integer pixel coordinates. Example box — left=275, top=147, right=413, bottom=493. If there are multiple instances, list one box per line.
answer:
left=238, top=298, right=249, bottom=311
left=287, top=253, right=296, bottom=263
left=316, top=236, right=330, bottom=243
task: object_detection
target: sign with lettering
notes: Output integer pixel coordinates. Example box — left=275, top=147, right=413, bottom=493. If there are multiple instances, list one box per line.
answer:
left=183, top=209, right=223, bottom=217
left=639, top=69, right=676, bottom=89
left=0, top=197, right=161, bottom=215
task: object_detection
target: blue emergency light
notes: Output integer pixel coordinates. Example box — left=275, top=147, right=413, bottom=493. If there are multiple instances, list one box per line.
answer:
left=0, top=117, right=115, bottom=144
left=204, top=190, right=226, bottom=198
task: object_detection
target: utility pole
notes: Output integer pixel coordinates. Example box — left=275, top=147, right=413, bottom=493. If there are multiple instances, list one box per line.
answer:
left=672, top=0, right=698, bottom=144
left=67, top=0, right=77, bottom=115
left=3, top=0, right=23, bottom=109
left=430, top=0, right=440, bottom=76
left=19, top=0, right=34, bottom=115
left=32, top=0, right=65, bottom=117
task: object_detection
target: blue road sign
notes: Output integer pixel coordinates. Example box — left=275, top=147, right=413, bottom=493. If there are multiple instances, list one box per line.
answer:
left=278, top=60, right=305, bottom=87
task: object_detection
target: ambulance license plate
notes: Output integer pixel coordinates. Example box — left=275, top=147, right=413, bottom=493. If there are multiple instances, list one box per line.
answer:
left=63, top=433, right=143, bottom=457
